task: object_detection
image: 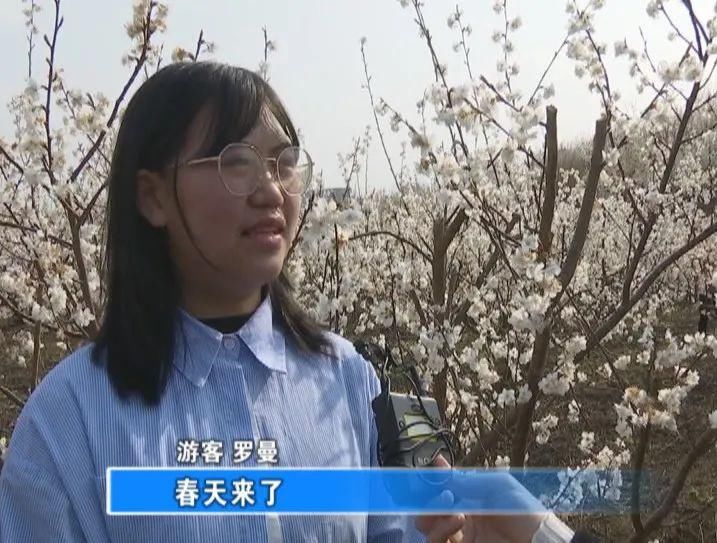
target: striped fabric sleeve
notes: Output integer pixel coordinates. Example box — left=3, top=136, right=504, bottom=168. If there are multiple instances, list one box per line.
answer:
left=0, top=452, right=88, bottom=543
left=0, top=395, right=90, bottom=543
left=0, top=360, right=109, bottom=543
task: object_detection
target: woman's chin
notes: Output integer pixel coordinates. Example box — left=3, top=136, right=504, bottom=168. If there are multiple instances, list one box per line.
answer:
left=248, top=258, right=284, bottom=285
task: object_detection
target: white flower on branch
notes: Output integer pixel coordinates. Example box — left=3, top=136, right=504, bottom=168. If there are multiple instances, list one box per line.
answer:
left=565, top=336, right=587, bottom=357
left=567, top=10, right=594, bottom=34
left=681, top=56, right=703, bottom=82
left=614, top=355, right=631, bottom=370
left=636, top=350, right=651, bottom=366
left=709, top=410, right=717, bottom=429
left=658, top=61, right=680, bottom=83
left=409, top=131, right=433, bottom=154
left=603, top=147, right=620, bottom=168
left=338, top=208, right=364, bottom=226
left=708, top=14, right=717, bottom=36
left=465, top=355, right=500, bottom=390
left=517, top=384, right=532, bottom=404
left=594, top=445, right=630, bottom=469
left=171, top=47, right=191, bottom=62
left=23, top=169, right=42, bottom=187
left=649, top=409, right=677, bottom=433
left=568, top=400, right=580, bottom=423
left=579, top=431, right=595, bottom=453
left=646, top=0, right=662, bottom=18
left=539, top=371, right=571, bottom=396
left=435, top=107, right=456, bottom=126
left=459, top=390, right=478, bottom=411
left=497, top=388, right=516, bottom=408
left=655, top=338, right=693, bottom=369
left=500, top=144, right=516, bottom=164
left=473, top=403, right=491, bottom=428
left=494, top=455, right=510, bottom=468
left=74, top=307, right=95, bottom=328
left=533, top=414, right=559, bottom=445
left=374, top=99, right=389, bottom=116
left=49, top=284, right=68, bottom=315
left=680, top=370, right=699, bottom=389
left=624, top=386, right=649, bottom=407
left=389, top=113, right=401, bottom=132
left=658, top=386, right=688, bottom=415
left=257, top=61, right=269, bottom=80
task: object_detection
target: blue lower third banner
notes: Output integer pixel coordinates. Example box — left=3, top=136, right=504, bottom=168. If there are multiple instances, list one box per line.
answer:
left=107, top=467, right=659, bottom=515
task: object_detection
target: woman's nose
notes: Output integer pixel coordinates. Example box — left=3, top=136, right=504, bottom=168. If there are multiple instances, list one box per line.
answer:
left=249, top=166, right=284, bottom=205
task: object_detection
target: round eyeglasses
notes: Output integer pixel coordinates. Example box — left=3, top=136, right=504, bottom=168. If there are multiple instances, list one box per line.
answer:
left=180, top=143, right=313, bottom=196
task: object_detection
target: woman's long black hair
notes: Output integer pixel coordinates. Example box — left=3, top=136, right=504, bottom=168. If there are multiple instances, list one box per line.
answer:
left=92, top=61, right=333, bottom=405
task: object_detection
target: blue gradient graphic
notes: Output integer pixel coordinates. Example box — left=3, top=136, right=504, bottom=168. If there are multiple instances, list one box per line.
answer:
left=107, top=467, right=659, bottom=515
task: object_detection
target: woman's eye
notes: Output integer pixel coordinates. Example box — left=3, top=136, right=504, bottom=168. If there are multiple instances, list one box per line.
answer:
left=221, top=157, right=253, bottom=174
left=278, top=156, right=298, bottom=172
left=225, top=157, right=250, bottom=167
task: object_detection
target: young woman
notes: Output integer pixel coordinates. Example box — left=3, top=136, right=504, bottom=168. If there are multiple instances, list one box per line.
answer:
left=0, top=61, right=580, bottom=543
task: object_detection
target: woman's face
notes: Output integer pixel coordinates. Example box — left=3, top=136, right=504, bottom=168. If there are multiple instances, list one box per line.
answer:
left=138, top=105, right=302, bottom=316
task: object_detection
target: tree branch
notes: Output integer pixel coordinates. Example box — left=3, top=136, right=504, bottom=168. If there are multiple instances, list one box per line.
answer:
left=558, top=117, right=608, bottom=290
left=631, top=428, right=717, bottom=542
left=0, top=145, right=25, bottom=175
left=538, top=105, right=558, bottom=260
left=349, top=230, right=432, bottom=263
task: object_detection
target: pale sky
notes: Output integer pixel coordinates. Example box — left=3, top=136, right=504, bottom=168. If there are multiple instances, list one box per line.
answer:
left=0, top=0, right=713, bottom=191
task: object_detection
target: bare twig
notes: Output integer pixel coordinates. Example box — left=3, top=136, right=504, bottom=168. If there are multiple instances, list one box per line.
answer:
left=0, top=145, right=25, bottom=175
left=30, top=321, right=42, bottom=392
left=69, top=1, right=157, bottom=183
left=0, top=385, right=25, bottom=409
left=349, top=230, right=432, bottom=263
left=40, top=0, right=63, bottom=185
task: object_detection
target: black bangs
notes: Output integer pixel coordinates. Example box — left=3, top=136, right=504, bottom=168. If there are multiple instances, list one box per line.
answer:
left=197, top=65, right=299, bottom=158
left=131, top=62, right=297, bottom=169
left=199, top=66, right=266, bottom=157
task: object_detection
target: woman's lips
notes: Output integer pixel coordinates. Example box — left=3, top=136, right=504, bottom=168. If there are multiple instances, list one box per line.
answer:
left=242, top=228, right=283, bottom=250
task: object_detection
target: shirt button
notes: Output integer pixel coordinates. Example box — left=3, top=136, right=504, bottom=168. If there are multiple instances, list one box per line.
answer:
left=223, top=336, right=237, bottom=350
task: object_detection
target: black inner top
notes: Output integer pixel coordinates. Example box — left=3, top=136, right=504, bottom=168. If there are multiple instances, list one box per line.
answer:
left=199, top=287, right=268, bottom=334
left=199, top=313, right=252, bottom=334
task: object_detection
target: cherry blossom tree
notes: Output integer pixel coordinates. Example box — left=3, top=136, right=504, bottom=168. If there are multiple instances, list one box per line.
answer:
left=291, top=1, right=717, bottom=539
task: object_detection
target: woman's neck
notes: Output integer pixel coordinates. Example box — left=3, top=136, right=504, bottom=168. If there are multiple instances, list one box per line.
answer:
left=181, top=287, right=263, bottom=320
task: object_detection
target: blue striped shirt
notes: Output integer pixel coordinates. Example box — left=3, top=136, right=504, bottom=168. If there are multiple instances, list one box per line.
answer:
left=0, top=295, right=426, bottom=542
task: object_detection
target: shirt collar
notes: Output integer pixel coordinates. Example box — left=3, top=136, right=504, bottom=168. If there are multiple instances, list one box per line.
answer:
left=173, top=293, right=287, bottom=387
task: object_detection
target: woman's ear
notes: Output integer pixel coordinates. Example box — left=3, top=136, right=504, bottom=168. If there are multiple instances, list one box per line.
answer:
left=136, top=169, right=170, bottom=227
